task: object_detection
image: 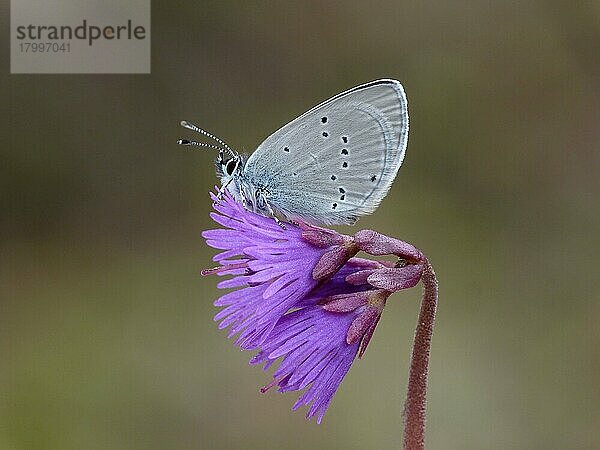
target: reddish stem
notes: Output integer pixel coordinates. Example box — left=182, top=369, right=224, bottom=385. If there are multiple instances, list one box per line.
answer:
left=403, top=258, right=438, bottom=450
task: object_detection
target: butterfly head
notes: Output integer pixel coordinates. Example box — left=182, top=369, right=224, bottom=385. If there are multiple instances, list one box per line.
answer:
left=216, top=151, right=243, bottom=180
left=177, top=119, right=244, bottom=184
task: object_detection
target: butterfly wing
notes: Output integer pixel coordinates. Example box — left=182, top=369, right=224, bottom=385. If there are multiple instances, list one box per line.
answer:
left=244, top=79, right=409, bottom=225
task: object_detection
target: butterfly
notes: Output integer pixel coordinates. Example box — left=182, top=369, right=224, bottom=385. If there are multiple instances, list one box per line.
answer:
left=178, top=79, right=409, bottom=227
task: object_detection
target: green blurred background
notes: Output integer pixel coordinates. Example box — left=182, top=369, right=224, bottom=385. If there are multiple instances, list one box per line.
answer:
left=2, top=1, right=599, bottom=449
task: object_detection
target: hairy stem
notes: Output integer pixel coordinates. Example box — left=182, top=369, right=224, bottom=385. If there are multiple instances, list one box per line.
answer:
left=403, top=258, right=438, bottom=450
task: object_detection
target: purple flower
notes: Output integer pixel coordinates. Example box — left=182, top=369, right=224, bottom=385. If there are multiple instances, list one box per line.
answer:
left=250, top=260, right=392, bottom=423
left=202, top=192, right=353, bottom=349
left=202, top=192, right=425, bottom=423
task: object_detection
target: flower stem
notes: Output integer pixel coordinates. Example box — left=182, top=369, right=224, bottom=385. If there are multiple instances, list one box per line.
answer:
left=403, top=258, right=438, bottom=450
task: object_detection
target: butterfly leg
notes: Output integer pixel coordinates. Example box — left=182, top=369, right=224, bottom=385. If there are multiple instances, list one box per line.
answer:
left=214, top=178, right=234, bottom=205
left=272, top=214, right=286, bottom=229
left=271, top=212, right=286, bottom=229
left=257, top=190, right=286, bottom=229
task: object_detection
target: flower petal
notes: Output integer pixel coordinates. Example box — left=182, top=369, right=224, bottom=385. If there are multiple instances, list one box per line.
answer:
left=366, top=264, right=423, bottom=291
left=347, top=307, right=380, bottom=345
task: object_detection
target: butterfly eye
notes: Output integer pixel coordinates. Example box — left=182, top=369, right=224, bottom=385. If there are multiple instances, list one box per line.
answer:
left=225, top=159, right=237, bottom=176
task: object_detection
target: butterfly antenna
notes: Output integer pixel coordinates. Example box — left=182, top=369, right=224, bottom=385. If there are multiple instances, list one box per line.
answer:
left=176, top=139, right=225, bottom=152
left=179, top=120, right=236, bottom=158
